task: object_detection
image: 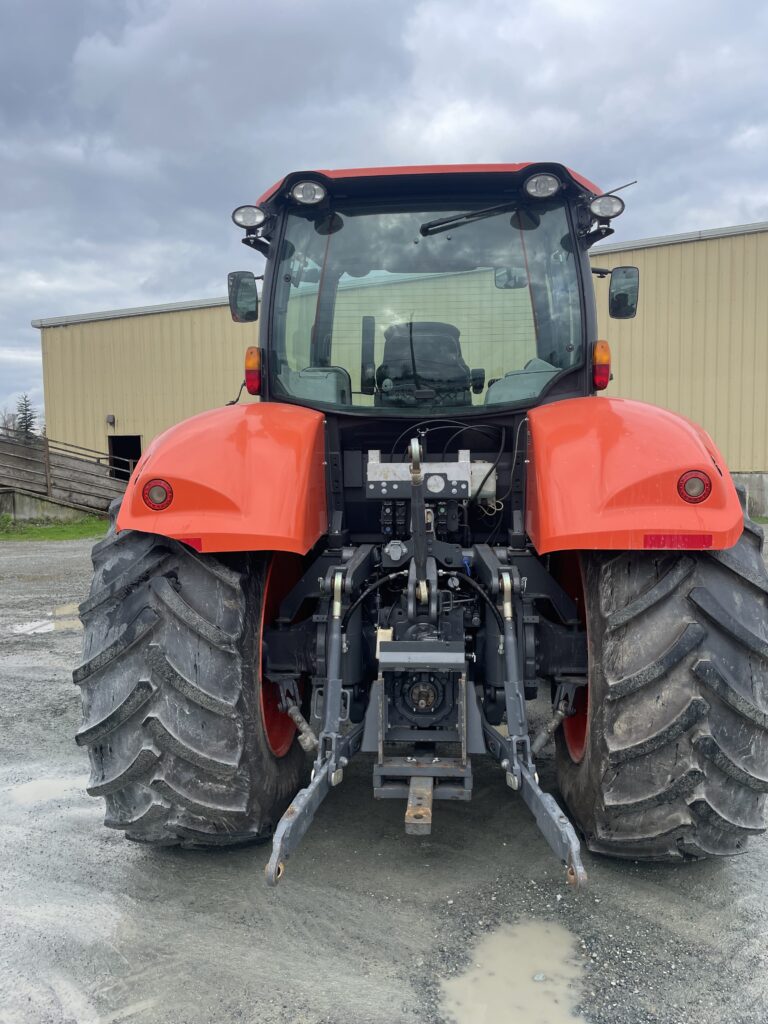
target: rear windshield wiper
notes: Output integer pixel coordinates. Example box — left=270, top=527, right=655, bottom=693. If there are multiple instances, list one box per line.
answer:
left=419, top=201, right=518, bottom=237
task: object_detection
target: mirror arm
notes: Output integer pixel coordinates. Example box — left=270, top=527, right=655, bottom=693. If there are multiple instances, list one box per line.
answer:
left=583, top=223, right=614, bottom=248
left=242, top=235, right=270, bottom=258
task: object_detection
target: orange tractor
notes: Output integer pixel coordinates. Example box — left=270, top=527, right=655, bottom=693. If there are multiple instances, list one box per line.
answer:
left=76, top=163, right=768, bottom=885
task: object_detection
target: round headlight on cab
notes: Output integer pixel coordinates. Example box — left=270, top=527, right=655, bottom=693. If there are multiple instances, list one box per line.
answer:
left=232, top=205, right=266, bottom=229
left=290, top=181, right=327, bottom=204
left=589, top=194, right=625, bottom=219
left=523, top=173, right=561, bottom=199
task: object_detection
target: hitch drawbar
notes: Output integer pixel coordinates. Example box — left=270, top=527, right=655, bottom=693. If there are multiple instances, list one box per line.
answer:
left=265, top=440, right=588, bottom=888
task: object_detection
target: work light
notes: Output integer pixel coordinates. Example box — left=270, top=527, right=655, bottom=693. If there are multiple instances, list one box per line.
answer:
left=523, top=173, right=561, bottom=198
left=290, top=181, right=327, bottom=204
left=589, top=195, right=625, bottom=219
left=232, top=205, right=267, bottom=229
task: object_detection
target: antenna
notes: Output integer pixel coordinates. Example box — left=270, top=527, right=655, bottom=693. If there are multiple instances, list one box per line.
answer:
left=604, top=180, right=638, bottom=196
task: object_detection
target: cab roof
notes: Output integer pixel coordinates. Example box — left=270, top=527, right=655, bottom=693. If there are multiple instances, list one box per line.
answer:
left=256, top=162, right=601, bottom=207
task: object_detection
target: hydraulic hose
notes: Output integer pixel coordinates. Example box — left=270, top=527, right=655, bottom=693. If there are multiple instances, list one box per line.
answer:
left=340, top=569, right=504, bottom=633
left=440, top=571, right=505, bottom=631
left=340, top=570, right=409, bottom=631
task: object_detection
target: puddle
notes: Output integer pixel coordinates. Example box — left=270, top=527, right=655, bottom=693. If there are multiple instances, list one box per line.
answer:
left=54, top=617, right=82, bottom=632
left=10, top=604, right=82, bottom=635
left=11, top=619, right=54, bottom=635
left=440, top=921, right=586, bottom=1024
left=54, top=602, right=80, bottom=617
left=54, top=602, right=83, bottom=632
left=5, top=776, right=84, bottom=805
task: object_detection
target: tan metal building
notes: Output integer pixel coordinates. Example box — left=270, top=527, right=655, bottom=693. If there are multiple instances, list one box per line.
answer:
left=34, top=297, right=258, bottom=471
left=33, top=220, right=768, bottom=504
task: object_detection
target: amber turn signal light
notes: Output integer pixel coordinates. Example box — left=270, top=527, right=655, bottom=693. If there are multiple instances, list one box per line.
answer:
left=245, top=346, right=262, bottom=396
left=593, top=340, right=611, bottom=391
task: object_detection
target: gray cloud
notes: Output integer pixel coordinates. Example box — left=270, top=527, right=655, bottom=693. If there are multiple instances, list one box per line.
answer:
left=2, top=0, right=767, bottom=418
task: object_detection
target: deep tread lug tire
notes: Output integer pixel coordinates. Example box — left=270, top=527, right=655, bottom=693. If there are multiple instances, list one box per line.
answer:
left=555, top=489, right=768, bottom=860
left=75, top=500, right=306, bottom=848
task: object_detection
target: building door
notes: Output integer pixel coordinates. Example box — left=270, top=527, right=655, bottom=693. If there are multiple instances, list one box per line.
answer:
left=108, top=435, right=142, bottom=481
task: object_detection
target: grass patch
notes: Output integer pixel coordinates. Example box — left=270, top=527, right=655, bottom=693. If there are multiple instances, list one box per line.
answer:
left=755, top=516, right=768, bottom=525
left=0, top=513, right=108, bottom=541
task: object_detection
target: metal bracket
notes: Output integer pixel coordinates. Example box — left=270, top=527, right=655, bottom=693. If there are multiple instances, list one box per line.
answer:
left=311, top=686, right=351, bottom=723
left=270, top=674, right=301, bottom=711
left=554, top=676, right=587, bottom=713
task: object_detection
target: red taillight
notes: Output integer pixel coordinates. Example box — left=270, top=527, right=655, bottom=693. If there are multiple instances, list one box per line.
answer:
left=245, top=346, right=262, bottom=395
left=142, top=478, right=173, bottom=510
left=677, top=470, right=712, bottom=504
left=593, top=340, right=611, bottom=391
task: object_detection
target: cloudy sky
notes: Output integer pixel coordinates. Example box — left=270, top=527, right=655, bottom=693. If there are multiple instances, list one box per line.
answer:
left=1, top=0, right=767, bottom=419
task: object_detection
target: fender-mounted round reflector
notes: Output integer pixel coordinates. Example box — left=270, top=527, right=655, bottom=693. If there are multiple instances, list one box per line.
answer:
left=678, top=470, right=712, bottom=503
left=142, top=478, right=173, bottom=510
left=245, top=345, right=262, bottom=395
left=593, top=339, right=611, bottom=390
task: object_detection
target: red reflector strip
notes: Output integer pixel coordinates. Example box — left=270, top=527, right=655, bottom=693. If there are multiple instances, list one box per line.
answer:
left=644, top=533, right=713, bottom=549
left=178, top=536, right=203, bottom=552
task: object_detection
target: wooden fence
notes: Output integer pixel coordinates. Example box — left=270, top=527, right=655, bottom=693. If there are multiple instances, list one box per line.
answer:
left=0, top=429, right=129, bottom=513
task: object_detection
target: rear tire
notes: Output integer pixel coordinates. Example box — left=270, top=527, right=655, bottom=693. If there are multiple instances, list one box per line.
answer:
left=555, top=491, right=768, bottom=860
left=75, top=501, right=306, bottom=847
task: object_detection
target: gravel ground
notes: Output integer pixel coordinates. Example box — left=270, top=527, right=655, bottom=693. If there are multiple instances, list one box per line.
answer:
left=1, top=539, right=767, bottom=1024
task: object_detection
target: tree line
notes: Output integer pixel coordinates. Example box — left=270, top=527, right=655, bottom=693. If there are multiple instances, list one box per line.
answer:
left=1, top=394, right=41, bottom=441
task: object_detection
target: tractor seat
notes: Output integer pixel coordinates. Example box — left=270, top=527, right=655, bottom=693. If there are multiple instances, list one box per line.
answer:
left=375, top=321, right=471, bottom=407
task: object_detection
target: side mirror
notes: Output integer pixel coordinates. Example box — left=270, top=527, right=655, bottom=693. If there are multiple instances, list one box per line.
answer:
left=494, top=266, right=528, bottom=289
left=228, top=271, right=259, bottom=323
left=470, top=368, right=485, bottom=394
left=609, top=266, right=639, bottom=319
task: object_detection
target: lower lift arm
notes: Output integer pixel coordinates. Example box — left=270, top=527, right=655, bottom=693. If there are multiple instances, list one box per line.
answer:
left=266, top=568, right=364, bottom=886
left=481, top=564, right=587, bottom=886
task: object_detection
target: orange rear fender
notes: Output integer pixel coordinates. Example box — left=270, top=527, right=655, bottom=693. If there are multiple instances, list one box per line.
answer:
left=525, top=397, right=742, bottom=554
left=117, top=403, right=328, bottom=554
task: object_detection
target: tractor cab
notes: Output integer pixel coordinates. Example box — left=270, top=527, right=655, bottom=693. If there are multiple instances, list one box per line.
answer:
left=228, top=163, right=638, bottom=415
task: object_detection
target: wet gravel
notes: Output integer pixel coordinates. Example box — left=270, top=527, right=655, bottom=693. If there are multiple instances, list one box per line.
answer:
left=1, top=539, right=767, bottom=1024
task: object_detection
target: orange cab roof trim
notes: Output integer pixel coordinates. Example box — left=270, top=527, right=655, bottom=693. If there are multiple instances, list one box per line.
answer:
left=256, top=163, right=602, bottom=206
